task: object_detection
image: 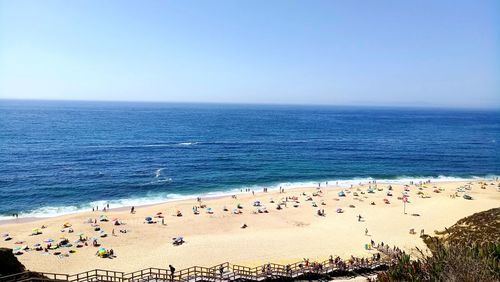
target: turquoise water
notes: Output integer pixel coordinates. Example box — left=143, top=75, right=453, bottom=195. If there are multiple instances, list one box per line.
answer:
left=0, top=100, right=498, bottom=218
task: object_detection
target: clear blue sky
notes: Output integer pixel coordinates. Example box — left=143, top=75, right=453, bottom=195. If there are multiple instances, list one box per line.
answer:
left=0, top=0, right=499, bottom=108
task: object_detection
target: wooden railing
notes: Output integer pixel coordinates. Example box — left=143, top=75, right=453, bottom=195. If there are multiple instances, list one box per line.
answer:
left=0, top=259, right=389, bottom=282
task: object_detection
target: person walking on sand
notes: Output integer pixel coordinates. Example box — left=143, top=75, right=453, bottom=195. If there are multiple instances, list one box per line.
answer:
left=365, top=228, right=369, bottom=236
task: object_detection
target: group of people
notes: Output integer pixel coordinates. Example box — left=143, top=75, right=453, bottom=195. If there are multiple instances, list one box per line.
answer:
left=92, top=203, right=110, bottom=212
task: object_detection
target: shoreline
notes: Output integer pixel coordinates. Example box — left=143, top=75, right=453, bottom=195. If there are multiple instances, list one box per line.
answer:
left=1, top=176, right=496, bottom=225
left=1, top=178, right=498, bottom=274
left=0, top=193, right=236, bottom=226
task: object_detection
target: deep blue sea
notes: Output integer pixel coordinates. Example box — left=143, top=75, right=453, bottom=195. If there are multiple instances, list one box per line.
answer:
left=0, top=100, right=498, bottom=219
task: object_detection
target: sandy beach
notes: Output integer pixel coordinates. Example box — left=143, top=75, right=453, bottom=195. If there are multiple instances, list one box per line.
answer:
left=1, top=179, right=498, bottom=275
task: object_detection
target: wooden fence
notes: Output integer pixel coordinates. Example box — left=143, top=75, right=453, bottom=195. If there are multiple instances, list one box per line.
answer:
left=0, top=259, right=388, bottom=282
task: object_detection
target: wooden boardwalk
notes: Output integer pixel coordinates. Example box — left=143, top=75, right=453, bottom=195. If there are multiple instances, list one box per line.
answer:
left=0, top=260, right=389, bottom=282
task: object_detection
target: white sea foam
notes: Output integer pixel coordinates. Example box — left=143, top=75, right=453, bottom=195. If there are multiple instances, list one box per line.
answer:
left=155, top=168, right=164, bottom=178
left=177, top=142, right=197, bottom=146
left=1, top=175, right=496, bottom=221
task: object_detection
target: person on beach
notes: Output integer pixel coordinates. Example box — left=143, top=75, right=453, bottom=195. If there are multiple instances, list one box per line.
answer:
left=358, top=214, right=362, bottom=221
left=130, top=206, right=135, bottom=214
left=169, top=265, right=175, bottom=281
left=365, top=228, right=369, bottom=236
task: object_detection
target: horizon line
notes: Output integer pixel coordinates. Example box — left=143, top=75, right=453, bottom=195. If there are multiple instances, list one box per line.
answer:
left=1, top=97, right=499, bottom=111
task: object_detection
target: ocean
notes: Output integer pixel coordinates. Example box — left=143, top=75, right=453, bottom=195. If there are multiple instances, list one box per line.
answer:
left=0, top=100, right=498, bottom=219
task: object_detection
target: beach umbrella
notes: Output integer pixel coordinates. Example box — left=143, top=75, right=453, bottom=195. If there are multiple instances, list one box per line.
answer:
left=2, top=233, right=9, bottom=237
left=98, top=247, right=106, bottom=256
left=44, top=239, right=54, bottom=243
left=33, top=243, right=41, bottom=247
left=13, top=247, right=21, bottom=251
left=77, top=232, right=84, bottom=236
left=145, top=216, right=152, bottom=221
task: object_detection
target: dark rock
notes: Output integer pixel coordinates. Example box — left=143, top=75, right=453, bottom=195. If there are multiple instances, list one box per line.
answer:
left=0, top=247, right=26, bottom=276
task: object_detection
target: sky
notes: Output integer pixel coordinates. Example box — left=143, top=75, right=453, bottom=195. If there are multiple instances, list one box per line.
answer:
left=0, top=0, right=499, bottom=108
